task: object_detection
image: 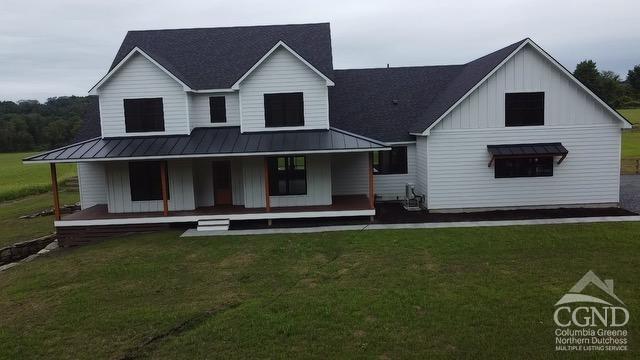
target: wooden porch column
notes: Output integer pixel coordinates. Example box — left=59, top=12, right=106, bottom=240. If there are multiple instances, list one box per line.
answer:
left=160, top=161, right=169, bottom=216
left=50, top=163, right=61, bottom=221
left=263, top=158, right=271, bottom=212
left=368, top=153, right=375, bottom=209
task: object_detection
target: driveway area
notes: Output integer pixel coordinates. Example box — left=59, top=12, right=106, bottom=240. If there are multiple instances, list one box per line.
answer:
left=621, top=175, right=640, bottom=213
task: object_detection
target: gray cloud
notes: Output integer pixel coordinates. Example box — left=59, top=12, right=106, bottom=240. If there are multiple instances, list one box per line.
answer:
left=1, top=0, right=638, bottom=101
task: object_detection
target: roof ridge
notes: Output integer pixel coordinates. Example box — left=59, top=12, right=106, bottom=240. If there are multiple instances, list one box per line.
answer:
left=334, top=64, right=465, bottom=72
left=127, top=22, right=330, bottom=33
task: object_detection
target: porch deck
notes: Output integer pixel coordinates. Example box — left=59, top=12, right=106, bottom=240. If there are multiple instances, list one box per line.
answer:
left=57, top=195, right=374, bottom=227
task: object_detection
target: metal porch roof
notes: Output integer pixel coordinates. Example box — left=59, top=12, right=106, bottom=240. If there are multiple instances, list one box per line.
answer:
left=24, top=127, right=388, bottom=163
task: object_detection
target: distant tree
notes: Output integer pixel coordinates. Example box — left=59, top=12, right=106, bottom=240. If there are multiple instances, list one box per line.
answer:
left=628, top=65, right=640, bottom=91
left=599, top=71, right=624, bottom=107
left=574, top=60, right=601, bottom=94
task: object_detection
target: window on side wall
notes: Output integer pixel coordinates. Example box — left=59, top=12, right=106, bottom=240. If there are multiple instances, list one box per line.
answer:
left=494, top=157, right=553, bottom=178
left=268, top=156, right=307, bottom=195
left=505, top=92, right=544, bottom=126
left=124, top=98, right=165, bottom=132
left=373, top=146, right=408, bottom=175
left=209, top=96, right=226, bottom=123
left=129, top=161, right=169, bottom=201
left=264, top=92, right=304, bottom=127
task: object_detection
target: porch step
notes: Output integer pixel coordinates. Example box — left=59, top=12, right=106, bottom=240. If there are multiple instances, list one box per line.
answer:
left=196, top=219, right=230, bottom=232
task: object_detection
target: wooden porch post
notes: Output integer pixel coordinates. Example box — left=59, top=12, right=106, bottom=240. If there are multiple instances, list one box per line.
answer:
left=263, top=158, right=271, bottom=212
left=50, top=163, right=61, bottom=221
left=368, top=153, right=375, bottom=209
left=160, top=161, right=169, bottom=216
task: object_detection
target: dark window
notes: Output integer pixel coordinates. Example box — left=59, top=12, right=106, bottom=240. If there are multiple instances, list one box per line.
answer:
left=268, top=156, right=306, bottom=195
left=373, top=146, right=408, bottom=175
left=209, top=96, right=227, bottom=123
left=124, top=98, right=165, bottom=132
left=495, top=157, right=553, bottom=178
left=264, top=92, right=304, bottom=127
left=505, top=92, right=544, bottom=126
left=129, top=161, right=169, bottom=201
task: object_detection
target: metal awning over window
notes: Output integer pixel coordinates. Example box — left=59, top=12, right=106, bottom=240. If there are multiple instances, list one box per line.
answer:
left=487, top=142, right=568, bottom=167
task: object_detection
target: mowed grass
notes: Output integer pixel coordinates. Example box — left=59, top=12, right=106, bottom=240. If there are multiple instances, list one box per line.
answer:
left=0, top=224, right=639, bottom=359
left=0, top=189, right=79, bottom=248
left=619, top=108, right=640, bottom=125
left=0, top=152, right=76, bottom=202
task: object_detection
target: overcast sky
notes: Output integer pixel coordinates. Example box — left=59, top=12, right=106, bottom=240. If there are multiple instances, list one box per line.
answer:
left=1, top=0, right=638, bottom=102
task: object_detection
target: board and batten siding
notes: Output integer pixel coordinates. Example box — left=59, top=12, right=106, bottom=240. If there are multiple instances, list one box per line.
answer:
left=242, top=155, right=332, bottom=208
left=98, top=53, right=188, bottom=137
left=77, top=162, right=107, bottom=209
left=189, top=92, right=241, bottom=129
left=432, top=45, right=621, bottom=131
left=426, top=125, right=621, bottom=210
left=105, top=160, right=195, bottom=213
left=193, top=158, right=244, bottom=207
left=238, top=47, right=329, bottom=132
left=424, top=43, right=624, bottom=210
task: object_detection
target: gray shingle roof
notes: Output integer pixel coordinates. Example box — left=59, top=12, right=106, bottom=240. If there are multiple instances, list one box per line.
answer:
left=330, top=39, right=527, bottom=142
left=109, top=23, right=333, bottom=90
left=25, top=127, right=386, bottom=162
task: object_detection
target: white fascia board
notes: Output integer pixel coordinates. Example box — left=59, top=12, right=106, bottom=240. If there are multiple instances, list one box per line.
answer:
left=188, top=88, right=236, bottom=94
left=88, top=47, right=193, bottom=95
left=420, top=40, right=530, bottom=135
left=23, top=147, right=392, bottom=164
left=420, top=39, right=632, bottom=134
left=231, top=40, right=335, bottom=90
left=525, top=40, right=632, bottom=129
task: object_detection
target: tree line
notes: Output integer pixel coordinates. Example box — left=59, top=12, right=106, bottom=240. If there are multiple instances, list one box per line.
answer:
left=573, top=61, right=640, bottom=108
left=0, top=96, right=92, bottom=152
left=0, top=60, right=639, bottom=153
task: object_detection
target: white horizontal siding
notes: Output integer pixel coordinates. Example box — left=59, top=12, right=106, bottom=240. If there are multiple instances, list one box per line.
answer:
left=189, top=92, right=241, bottom=129
left=433, top=45, right=621, bottom=131
left=331, top=153, right=368, bottom=195
left=239, top=47, right=329, bottom=132
left=374, top=144, right=417, bottom=200
left=77, top=162, right=107, bottom=209
left=426, top=126, right=621, bottom=210
left=106, top=160, right=195, bottom=213
left=98, top=53, right=188, bottom=137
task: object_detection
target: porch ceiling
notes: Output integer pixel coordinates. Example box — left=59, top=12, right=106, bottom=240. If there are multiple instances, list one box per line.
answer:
left=24, top=127, right=389, bottom=163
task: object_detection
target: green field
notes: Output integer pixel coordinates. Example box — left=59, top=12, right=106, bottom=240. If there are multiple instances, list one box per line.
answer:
left=619, top=108, right=640, bottom=125
left=0, top=224, right=638, bottom=359
left=0, top=152, right=77, bottom=202
left=0, top=190, right=79, bottom=248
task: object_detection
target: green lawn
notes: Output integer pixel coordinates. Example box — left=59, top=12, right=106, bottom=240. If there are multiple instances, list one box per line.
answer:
left=0, top=224, right=638, bottom=359
left=0, top=152, right=77, bottom=202
left=0, top=189, right=79, bottom=248
left=619, top=108, right=640, bottom=125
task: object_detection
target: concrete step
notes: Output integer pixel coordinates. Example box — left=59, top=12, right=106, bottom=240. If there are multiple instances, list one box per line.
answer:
left=198, top=219, right=230, bottom=227
left=196, top=225, right=229, bottom=232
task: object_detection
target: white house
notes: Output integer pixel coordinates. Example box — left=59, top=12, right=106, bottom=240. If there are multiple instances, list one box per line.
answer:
left=24, top=23, right=631, bottom=244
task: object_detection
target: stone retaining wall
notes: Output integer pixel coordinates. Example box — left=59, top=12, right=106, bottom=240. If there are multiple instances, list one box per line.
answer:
left=0, top=234, right=56, bottom=265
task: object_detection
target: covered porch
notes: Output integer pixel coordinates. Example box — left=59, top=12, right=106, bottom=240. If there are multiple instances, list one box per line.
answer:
left=24, top=127, right=389, bottom=230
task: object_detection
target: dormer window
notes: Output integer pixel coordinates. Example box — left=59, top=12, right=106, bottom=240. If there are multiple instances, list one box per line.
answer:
left=124, top=98, right=165, bottom=132
left=264, top=92, right=304, bottom=127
